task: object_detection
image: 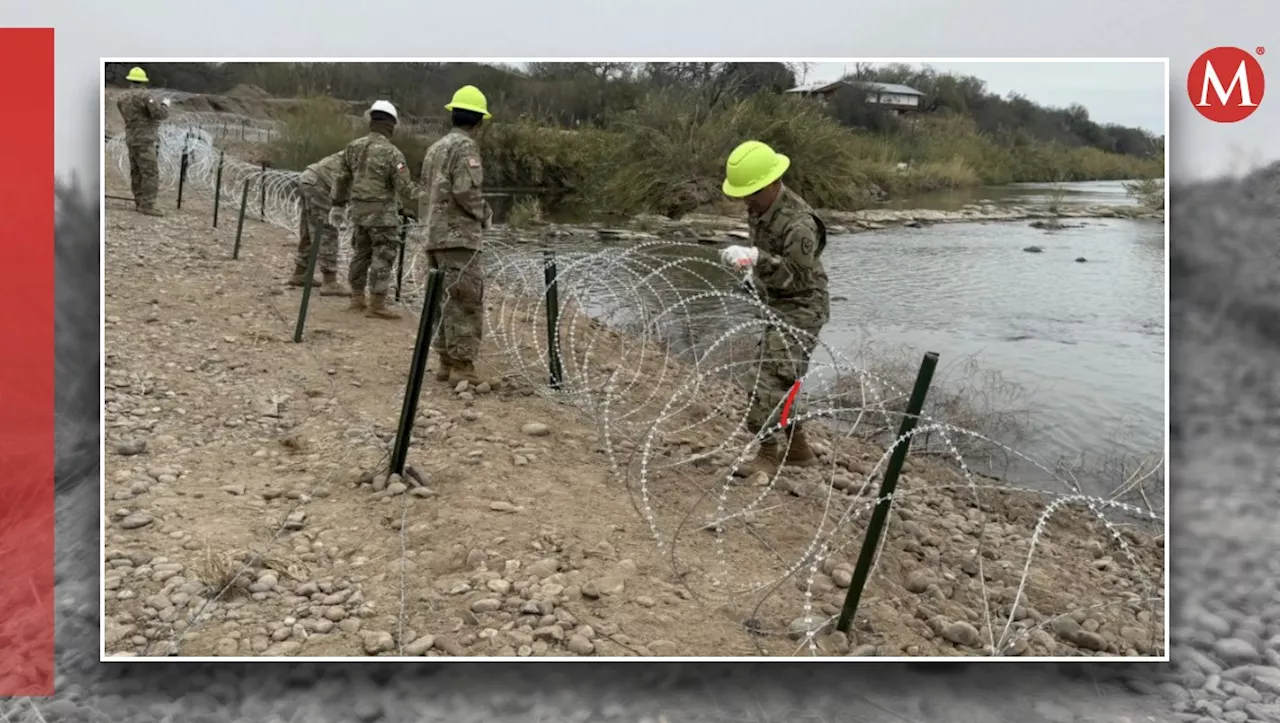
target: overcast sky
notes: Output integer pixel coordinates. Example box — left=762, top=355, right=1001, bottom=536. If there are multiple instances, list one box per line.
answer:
left=802, top=61, right=1166, bottom=134
left=8, top=0, right=1277, bottom=182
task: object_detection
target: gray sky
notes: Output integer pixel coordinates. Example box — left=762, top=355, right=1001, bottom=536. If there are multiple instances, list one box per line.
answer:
left=8, top=0, right=1278, bottom=182
left=802, top=61, right=1165, bottom=134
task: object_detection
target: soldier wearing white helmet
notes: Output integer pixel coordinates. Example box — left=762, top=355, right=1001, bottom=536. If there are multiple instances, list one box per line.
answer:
left=329, top=100, right=419, bottom=319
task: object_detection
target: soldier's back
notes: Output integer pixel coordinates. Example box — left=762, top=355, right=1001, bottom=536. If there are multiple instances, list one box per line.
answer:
left=342, top=132, right=411, bottom=226
left=420, top=131, right=471, bottom=207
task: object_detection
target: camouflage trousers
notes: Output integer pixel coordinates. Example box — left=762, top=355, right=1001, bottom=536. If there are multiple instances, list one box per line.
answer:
left=125, top=140, right=160, bottom=210
left=429, top=248, right=485, bottom=363
left=349, top=225, right=400, bottom=297
left=295, top=180, right=339, bottom=274
left=745, top=300, right=829, bottom=437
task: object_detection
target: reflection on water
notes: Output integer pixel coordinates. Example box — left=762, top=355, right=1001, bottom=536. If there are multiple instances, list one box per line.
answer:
left=871, top=179, right=1147, bottom=212
left=819, top=216, right=1164, bottom=463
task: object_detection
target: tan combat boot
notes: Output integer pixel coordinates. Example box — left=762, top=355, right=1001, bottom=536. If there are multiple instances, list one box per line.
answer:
left=781, top=423, right=819, bottom=467
left=138, top=206, right=164, bottom=217
left=365, top=293, right=402, bottom=319
left=348, top=289, right=367, bottom=312
left=732, top=437, right=782, bottom=478
left=434, top=353, right=455, bottom=382
left=318, top=272, right=348, bottom=296
left=447, top=359, right=483, bottom=386
left=287, top=264, right=319, bottom=287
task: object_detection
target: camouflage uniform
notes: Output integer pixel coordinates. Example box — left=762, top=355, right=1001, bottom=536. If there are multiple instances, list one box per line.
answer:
left=418, top=128, right=492, bottom=381
left=330, top=131, right=417, bottom=316
left=116, top=90, right=170, bottom=214
left=291, top=152, right=346, bottom=294
left=743, top=185, right=830, bottom=440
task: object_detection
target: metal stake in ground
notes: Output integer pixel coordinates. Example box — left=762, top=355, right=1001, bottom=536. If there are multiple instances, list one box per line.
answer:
left=835, top=350, right=939, bottom=635
left=232, top=179, right=251, bottom=260
left=176, top=132, right=192, bottom=209
left=395, top=218, right=408, bottom=302
left=292, top=221, right=325, bottom=344
left=543, top=250, right=565, bottom=389
left=212, top=150, right=225, bottom=227
left=259, top=162, right=268, bottom=219
left=388, top=269, right=446, bottom=477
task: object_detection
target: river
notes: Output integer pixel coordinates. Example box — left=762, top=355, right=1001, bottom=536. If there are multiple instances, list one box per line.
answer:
left=505, top=180, right=1166, bottom=477
left=821, top=182, right=1165, bottom=469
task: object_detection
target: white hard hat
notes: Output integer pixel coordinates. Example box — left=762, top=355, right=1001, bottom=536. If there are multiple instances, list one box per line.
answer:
left=369, top=100, right=398, bottom=120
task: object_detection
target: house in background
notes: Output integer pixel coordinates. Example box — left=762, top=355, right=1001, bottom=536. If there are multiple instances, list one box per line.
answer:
left=785, top=80, right=926, bottom=115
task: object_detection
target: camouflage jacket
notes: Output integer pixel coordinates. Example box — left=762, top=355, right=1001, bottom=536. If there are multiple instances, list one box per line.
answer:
left=330, top=132, right=417, bottom=227
left=747, top=184, right=830, bottom=321
left=116, top=90, right=170, bottom=144
left=300, top=151, right=345, bottom=191
left=417, top=128, right=491, bottom=251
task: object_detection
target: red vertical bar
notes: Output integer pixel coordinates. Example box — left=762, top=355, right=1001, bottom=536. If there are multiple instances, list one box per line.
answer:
left=0, top=27, right=56, bottom=697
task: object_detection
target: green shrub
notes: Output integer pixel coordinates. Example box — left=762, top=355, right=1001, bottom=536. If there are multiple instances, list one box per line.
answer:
left=267, top=90, right=1164, bottom=216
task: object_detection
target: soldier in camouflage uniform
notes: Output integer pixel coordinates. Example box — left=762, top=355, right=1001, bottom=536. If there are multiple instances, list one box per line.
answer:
left=116, top=66, right=170, bottom=216
left=328, top=100, right=418, bottom=319
left=418, top=86, right=494, bottom=384
left=289, top=151, right=347, bottom=296
left=718, top=140, right=830, bottom=477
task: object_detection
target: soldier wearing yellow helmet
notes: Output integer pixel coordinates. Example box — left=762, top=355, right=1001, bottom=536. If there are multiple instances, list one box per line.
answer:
left=417, top=85, right=495, bottom=385
left=116, top=66, right=171, bottom=216
left=719, top=140, right=830, bottom=477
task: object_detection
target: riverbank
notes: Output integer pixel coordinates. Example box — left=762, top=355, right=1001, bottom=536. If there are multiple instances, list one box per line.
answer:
left=101, top=162, right=1164, bottom=658
left=492, top=198, right=1164, bottom=246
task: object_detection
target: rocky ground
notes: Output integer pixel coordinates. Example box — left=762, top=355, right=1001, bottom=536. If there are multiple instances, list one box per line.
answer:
left=101, top=159, right=1164, bottom=660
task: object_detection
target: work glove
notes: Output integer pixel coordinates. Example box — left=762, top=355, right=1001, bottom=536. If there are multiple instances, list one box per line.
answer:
left=719, top=245, right=759, bottom=269
left=161, top=97, right=171, bottom=108
left=327, top=205, right=348, bottom=228
left=481, top=204, right=494, bottom=230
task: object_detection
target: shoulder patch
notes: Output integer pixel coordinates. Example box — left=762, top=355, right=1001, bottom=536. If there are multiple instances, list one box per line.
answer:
left=467, top=157, right=481, bottom=168
left=397, top=162, right=406, bottom=172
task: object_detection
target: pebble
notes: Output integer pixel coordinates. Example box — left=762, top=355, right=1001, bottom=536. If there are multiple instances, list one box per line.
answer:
left=117, top=513, right=153, bottom=530
left=522, top=422, right=551, bottom=437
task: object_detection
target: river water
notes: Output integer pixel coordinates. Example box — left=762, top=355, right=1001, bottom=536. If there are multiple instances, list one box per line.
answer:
left=821, top=186, right=1165, bottom=467
left=511, top=180, right=1166, bottom=472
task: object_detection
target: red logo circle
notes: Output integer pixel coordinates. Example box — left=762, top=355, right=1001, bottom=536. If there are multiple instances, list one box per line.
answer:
left=1188, top=46, right=1266, bottom=123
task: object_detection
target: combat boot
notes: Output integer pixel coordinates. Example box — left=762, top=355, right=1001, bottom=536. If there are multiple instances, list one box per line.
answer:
left=447, top=359, right=483, bottom=386
left=138, top=206, right=164, bottom=217
left=781, top=423, right=819, bottom=466
left=434, top=353, right=455, bottom=382
left=365, top=294, right=402, bottom=320
left=318, top=272, right=348, bottom=296
left=731, top=437, right=782, bottom=478
left=348, top=290, right=367, bottom=312
left=287, top=264, right=320, bottom=287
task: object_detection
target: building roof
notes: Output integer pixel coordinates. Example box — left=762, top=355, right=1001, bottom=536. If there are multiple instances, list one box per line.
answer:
left=786, top=79, right=925, bottom=96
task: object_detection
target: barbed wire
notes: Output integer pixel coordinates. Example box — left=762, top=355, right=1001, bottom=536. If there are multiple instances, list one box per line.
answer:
left=106, top=114, right=1166, bottom=657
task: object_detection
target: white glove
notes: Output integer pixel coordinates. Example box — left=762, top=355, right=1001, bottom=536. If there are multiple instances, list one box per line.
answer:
left=161, top=97, right=171, bottom=107
left=720, top=245, right=759, bottom=269
left=327, top=206, right=348, bottom=228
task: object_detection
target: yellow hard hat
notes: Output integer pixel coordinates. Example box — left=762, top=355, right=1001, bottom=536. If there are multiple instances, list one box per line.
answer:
left=722, top=140, right=790, bottom=198
left=125, top=66, right=149, bottom=83
left=444, top=85, right=491, bottom=119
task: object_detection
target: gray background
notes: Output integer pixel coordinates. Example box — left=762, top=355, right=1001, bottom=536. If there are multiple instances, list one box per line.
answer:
left=25, top=1, right=1277, bottom=720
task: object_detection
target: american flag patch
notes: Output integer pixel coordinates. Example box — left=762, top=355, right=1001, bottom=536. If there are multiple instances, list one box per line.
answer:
left=397, top=162, right=406, bottom=171
left=468, top=157, right=481, bottom=168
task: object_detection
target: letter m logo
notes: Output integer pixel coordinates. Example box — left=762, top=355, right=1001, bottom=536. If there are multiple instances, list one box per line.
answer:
left=1188, top=46, right=1266, bottom=123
